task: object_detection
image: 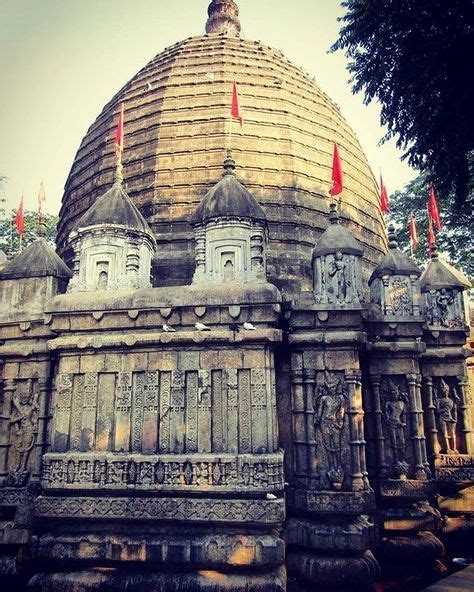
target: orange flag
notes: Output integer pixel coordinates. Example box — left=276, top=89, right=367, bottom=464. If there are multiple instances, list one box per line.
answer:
left=114, top=103, right=125, bottom=158
left=428, top=184, right=442, bottom=231
left=379, top=174, right=390, bottom=214
left=231, top=81, right=243, bottom=127
left=330, top=143, right=343, bottom=196
left=15, top=194, right=24, bottom=236
left=409, top=214, right=418, bottom=249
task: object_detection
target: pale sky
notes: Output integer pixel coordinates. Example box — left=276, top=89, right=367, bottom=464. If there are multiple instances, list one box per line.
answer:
left=0, top=0, right=417, bottom=215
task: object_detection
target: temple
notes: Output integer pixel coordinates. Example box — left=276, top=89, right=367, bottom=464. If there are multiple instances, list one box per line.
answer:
left=0, top=2, right=472, bottom=591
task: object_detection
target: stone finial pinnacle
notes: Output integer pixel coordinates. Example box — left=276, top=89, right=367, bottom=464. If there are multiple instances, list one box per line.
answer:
left=206, top=1, right=241, bottom=36
left=114, top=160, right=124, bottom=186
left=329, top=201, right=339, bottom=224
left=430, top=243, right=439, bottom=260
left=38, top=221, right=46, bottom=238
left=387, top=224, right=398, bottom=249
left=223, top=149, right=236, bottom=176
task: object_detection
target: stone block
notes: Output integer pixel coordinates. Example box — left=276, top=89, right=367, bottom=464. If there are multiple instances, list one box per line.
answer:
left=302, top=350, right=324, bottom=370
left=105, top=353, right=122, bottom=372
left=243, top=349, right=266, bottom=369
left=148, top=351, right=178, bottom=371
left=3, top=363, right=19, bottom=379
left=200, top=350, right=219, bottom=368
left=125, top=352, right=149, bottom=371
left=218, top=349, right=243, bottom=369
left=178, top=350, right=200, bottom=370
left=80, top=355, right=105, bottom=373
left=60, top=356, right=80, bottom=374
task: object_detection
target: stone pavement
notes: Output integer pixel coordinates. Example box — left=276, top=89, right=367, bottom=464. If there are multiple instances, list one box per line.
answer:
left=422, top=565, right=474, bottom=591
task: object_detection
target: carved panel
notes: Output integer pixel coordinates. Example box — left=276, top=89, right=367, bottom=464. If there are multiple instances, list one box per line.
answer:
left=379, top=376, right=410, bottom=478
left=238, top=369, right=252, bottom=454
left=114, top=372, right=132, bottom=452
left=35, top=495, right=286, bottom=525
left=70, top=375, right=85, bottom=452
left=41, top=453, right=285, bottom=492
left=159, top=371, right=171, bottom=453
left=81, top=373, right=98, bottom=452
left=425, top=288, right=465, bottom=328
left=251, top=369, right=267, bottom=453
left=131, top=372, right=145, bottom=452
left=53, top=374, right=73, bottom=452
left=197, top=370, right=211, bottom=453
left=185, top=371, right=198, bottom=453
left=170, top=371, right=185, bottom=453
left=432, top=378, right=462, bottom=454
left=142, top=371, right=159, bottom=453
left=226, top=369, right=239, bottom=454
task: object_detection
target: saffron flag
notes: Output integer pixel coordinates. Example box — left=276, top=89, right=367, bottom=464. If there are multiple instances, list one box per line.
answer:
left=379, top=174, right=390, bottom=214
left=428, top=215, right=436, bottom=255
left=15, top=194, right=24, bottom=236
left=38, top=180, right=46, bottom=224
left=330, top=143, right=343, bottom=196
left=428, top=184, right=442, bottom=231
left=115, top=103, right=125, bottom=158
left=231, top=81, right=243, bottom=127
left=409, top=214, right=418, bottom=249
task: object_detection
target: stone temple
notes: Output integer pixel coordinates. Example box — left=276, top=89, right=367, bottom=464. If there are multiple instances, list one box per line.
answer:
left=0, top=2, right=472, bottom=590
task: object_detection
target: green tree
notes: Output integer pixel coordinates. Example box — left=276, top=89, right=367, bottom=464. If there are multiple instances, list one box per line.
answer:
left=388, top=171, right=473, bottom=279
left=0, top=209, right=58, bottom=260
left=332, top=0, right=474, bottom=207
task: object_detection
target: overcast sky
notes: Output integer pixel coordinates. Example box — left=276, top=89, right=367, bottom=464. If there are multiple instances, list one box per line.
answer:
left=0, top=0, right=417, bottom=214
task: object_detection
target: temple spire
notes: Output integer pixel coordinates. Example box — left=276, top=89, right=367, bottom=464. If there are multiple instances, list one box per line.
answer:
left=206, top=1, right=241, bottom=36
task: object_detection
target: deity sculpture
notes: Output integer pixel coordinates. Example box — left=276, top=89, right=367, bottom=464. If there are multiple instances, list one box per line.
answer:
left=435, top=288, right=455, bottom=327
left=7, top=380, right=40, bottom=486
left=314, top=372, right=347, bottom=490
left=328, top=251, right=350, bottom=304
left=434, top=379, right=459, bottom=454
left=382, top=379, right=409, bottom=478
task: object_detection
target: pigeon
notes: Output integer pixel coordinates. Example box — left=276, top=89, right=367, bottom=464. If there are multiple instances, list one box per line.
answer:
left=195, top=322, right=211, bottom=331
left=163, top=324, right=176, bottom=333
left=243, top=322, right=257, bottom=331
left=266, top=493, right=277, bottom=500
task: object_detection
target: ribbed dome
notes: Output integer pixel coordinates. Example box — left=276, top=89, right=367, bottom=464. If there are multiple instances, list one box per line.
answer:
left=190, top=152, right=266, bottom=225
left=75, top=180, right=152, bottom=235
left=57, top=10, right=387, bottom=294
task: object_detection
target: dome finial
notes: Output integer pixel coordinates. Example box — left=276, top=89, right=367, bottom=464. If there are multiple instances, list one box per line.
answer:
left=430, top=243, right=439, bottom=260
left=223, top=149, right=236, bottom=176
left=38, top=221, right=46, bottom=238
left=387, top=224, right=398, bottom=249
left=329, top=201, right=339, bottom=225
left=114, top=160, right=124, bottom=186
left=206, top=1, right=241, bottom=36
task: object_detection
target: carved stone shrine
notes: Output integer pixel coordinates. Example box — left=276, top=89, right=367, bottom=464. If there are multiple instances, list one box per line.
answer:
left=0, top=2, right=472, bottom=591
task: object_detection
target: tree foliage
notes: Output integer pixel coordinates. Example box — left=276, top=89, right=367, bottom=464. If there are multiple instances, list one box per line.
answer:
left=388, top=169, right=473, bottom=279
left=0, top=208, right=58, bottom=260
left=332, top=0, right=474, bottom=207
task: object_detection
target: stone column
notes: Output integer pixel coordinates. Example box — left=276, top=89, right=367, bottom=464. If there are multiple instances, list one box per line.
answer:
left=407, top=373, right=429, bottom=480
left=457, top=375, right=473, bottom=454
left=423, top=377, right=440, bottom=456
left=346, top=371, right=365, bottom=491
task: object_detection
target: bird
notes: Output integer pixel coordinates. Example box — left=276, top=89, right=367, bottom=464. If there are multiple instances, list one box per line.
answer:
left=195, top=322, right=211, bottom=331
left=266, top=493, right=277, bottom=500
left=163, top=324, right=176, bottom=333
left=243, top=322, right=257, bottom=331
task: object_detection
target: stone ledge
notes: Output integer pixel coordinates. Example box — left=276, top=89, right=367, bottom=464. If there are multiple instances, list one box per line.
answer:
left=34, top=495, right=286, bottom=525
left=435, top=454, right=474, bottom=483
left=378, top=479, right=434, bottom=499
left=288, top=330, right=366, bottom=345
left=47, top=329, right=283, bottom=351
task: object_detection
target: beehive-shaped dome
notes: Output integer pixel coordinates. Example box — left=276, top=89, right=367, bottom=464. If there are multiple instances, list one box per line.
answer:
left=57, top=1, right=386, bottom=294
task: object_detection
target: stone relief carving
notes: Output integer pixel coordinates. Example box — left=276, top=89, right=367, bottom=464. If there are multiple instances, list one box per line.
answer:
left=380, top=378, right=409, bottom=479
left=389, top=277, right=411, bottom=316
left=6, top=379, right=40, bottom=487
left=426, top=288, right=464, bottom=328
left=313, top=372, right=347, bottom=490
left=434, top=379, right=460, bottom=454
left=41, top=453, right=284, bottom=492
left=313, top=252, right=364, bottom=306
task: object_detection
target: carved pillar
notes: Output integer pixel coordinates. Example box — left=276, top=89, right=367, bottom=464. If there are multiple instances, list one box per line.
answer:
left=346, top=371, right=365, bottom=491
left=291, top=367, right=307, bottom=482
left=370, top=374, right=388, bottom=478
left=194, top=227, right=206, bottom=281
left=410, top=275, right=421, bottom=316
left=303, top=369, right=318, bottom=487
left=457, top=376, right=473, bottom=454
left=0, top=378, right=15, bottom=482
left=407, top=373, right=428, bottom=480
left=382, top=277, right=391, bottom=315
left=423, top=377, right=440, bottom=456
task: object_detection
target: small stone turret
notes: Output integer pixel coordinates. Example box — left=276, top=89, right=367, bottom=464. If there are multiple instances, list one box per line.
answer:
left=0, top=224, right=72, bottom=319
left=312, top=202, right=365, bottom=307
left=420, top=245, right=471, bottom=329
left=190, top=151, right=267, bottom=285
left=67, top=165, right=156, bottom=292
left=369, top=225, right=421, bottom=318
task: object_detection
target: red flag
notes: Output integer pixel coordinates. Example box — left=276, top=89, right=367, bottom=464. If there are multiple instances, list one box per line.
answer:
left=330, top=143, right=343, bottom=196
left=428, top=184, right=442, bottom=231
left=38, top=180, right=46, bottom=225
left=379, top=174, right=390, bottom=214
left=114, top=103, right=125, bottom=158
left=428, top=215, right=436, bottom=255
left=409, top=214, right=418, bottom=249
left=231, top=81, right=243, bottom=127
left=15, top=194, right=24, bottom=236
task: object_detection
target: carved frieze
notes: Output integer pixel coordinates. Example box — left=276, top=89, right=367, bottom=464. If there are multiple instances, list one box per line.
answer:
left=41, top=452, right=285, bottom=493
left=424, top=288, right=465, bottom=328
left=35, top=495, right=285, bottom=524
left=434, top=454, right=474, bottom=482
